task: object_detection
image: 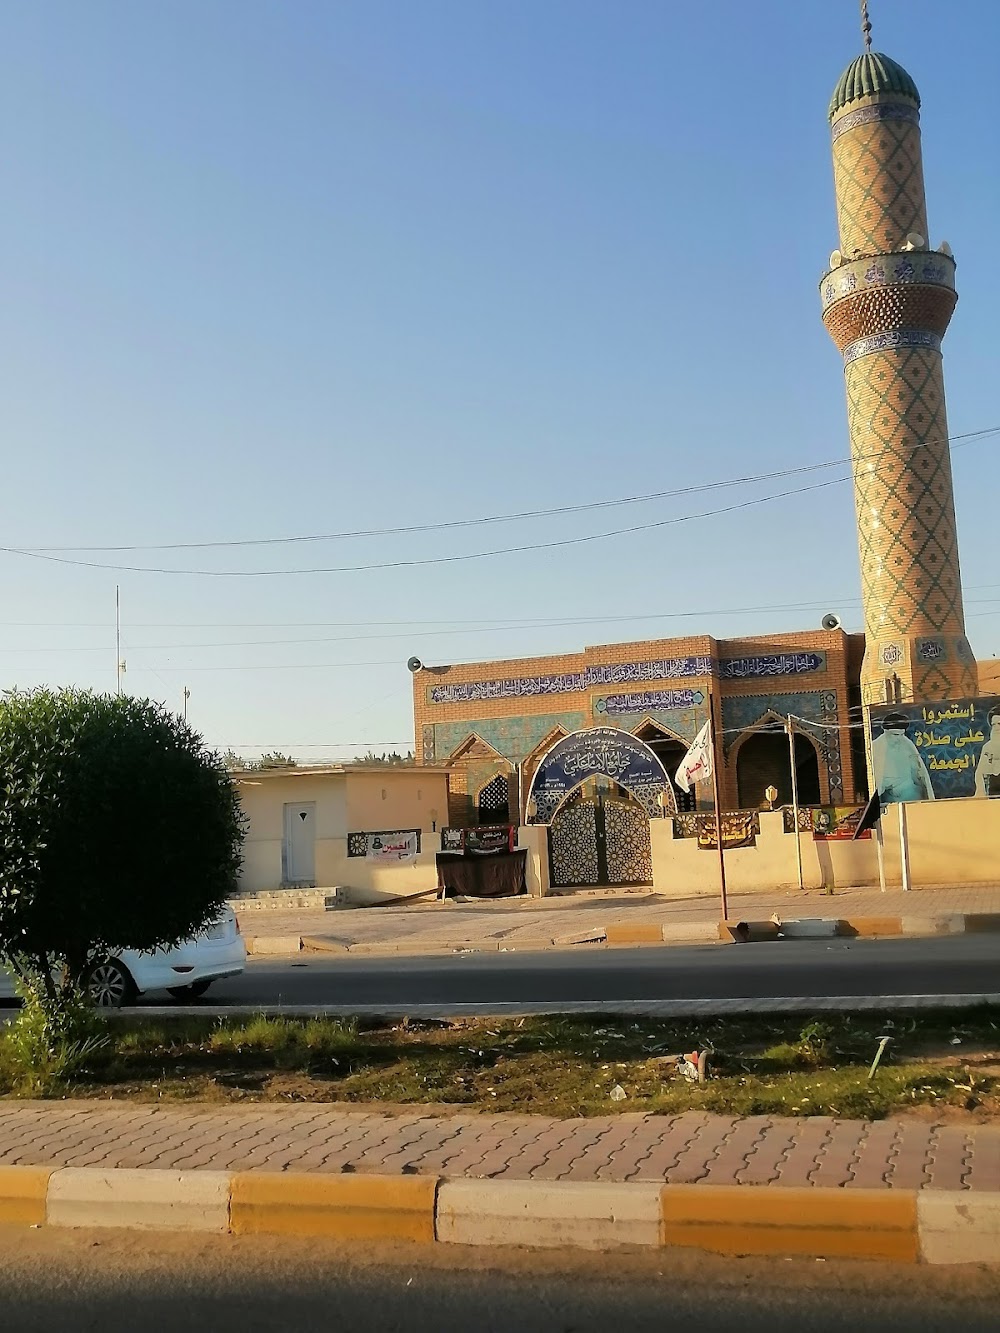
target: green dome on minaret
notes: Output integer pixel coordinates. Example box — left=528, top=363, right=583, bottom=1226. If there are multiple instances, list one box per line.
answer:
left=829, top=52, right=920, bottom=120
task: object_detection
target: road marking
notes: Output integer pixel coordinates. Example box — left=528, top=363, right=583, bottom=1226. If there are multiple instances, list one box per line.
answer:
left=123, top=993, right=1000, bottom=1020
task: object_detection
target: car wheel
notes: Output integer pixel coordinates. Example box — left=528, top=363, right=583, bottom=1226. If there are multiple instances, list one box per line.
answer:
left=166, top=980, right=213, bottom=1001
left=86, top=959, right=136, bottom=1009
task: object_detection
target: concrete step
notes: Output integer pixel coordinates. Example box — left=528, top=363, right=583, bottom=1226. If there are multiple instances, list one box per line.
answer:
left=230, top=889, right=337, bottom=911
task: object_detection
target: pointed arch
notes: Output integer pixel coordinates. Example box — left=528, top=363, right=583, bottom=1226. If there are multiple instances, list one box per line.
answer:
left=444, top=732, right=513, bottom=828
left=731, top=715, right=824, bottom=809
left=631, top=718, right=698, bottom=813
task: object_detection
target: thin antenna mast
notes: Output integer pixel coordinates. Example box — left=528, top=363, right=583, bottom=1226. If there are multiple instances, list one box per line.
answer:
left=115, top=586, right=122, bottom=695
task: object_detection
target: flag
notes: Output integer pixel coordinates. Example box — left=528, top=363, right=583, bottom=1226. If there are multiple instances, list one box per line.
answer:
left=675, top=722, right=712, bottom=793
left=852, top=789, right=881, bottom=840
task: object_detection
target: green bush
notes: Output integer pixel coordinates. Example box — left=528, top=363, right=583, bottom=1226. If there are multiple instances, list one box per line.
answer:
left=0, top=973, right=108, bottom=1096
left=0, top=687, right=245, bottom=1010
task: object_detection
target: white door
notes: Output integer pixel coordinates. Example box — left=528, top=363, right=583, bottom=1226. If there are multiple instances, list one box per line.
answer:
left=283, top=802, right=316, bottom=885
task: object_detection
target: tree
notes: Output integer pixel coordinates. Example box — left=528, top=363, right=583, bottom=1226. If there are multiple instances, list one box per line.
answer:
left=348, top=750, right=415, bottom=766
left=0, top=688, right=245, bottom=1005
left=258, top=751, right=297, bottom=769
left=235, top=751, right=297, bottom=771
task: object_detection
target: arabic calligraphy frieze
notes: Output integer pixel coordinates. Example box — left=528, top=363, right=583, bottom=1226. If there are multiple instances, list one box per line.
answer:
left=820, top=245, right=954, bottom=307
left=720, top=652, right=825, bottom=679
left=429, top=652, right=828, bottom=706
left=428, top=657, right=714, bottom=705
left=830, top=100, right=921, bottom=143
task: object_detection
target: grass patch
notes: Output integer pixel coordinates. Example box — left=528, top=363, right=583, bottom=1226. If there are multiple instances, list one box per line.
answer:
left=2, top=1007, right=999, bottom=1118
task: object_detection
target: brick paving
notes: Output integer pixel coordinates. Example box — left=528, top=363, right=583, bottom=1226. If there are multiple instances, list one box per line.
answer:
left=3, top=1102, right=1000, bottom=1191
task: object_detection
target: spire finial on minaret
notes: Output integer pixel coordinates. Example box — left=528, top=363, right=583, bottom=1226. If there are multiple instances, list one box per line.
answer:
left=860, top=0, right=873, bottom=51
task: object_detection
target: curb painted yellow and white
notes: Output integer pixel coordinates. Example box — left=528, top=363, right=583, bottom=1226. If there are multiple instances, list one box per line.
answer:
left=1, top=1165, right=997, bottom=1264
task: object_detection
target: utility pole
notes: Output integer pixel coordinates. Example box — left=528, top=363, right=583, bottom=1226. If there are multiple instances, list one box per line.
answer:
left=183, top=687, right=191, bottom=723
left=115, top=586, right=122, bottom=696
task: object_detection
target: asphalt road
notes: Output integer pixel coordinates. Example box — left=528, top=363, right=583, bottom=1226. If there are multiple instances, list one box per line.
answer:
left=175, top=935, right=1000, bottom=1008
left=4, top=1226, right=1000, bottom=1333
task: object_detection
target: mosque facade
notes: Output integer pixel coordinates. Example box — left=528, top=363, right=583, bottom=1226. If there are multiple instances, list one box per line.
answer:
left=410, top=27, right=986, bottom=888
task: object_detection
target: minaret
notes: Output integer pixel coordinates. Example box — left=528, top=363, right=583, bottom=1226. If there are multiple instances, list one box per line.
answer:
left=821, top=16, right=977, bottom=708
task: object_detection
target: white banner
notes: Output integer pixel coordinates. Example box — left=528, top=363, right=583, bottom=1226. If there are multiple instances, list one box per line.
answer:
left=675, top=722, right=712, bottom=793
left=366, top=831, right=417, bottom=863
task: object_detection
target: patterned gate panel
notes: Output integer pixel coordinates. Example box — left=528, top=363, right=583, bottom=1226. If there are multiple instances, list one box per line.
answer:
left=604, top=799, right=653, bottom=886
left=549, top=802, right=599, bottom=887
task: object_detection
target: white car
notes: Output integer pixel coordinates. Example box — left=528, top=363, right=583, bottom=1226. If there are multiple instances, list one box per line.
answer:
left=0, top=907, right=246, bottom=1008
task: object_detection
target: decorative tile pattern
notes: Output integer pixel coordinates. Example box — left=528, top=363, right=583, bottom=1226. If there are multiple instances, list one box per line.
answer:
left=433, top=713, right=586, bottom=766
left=845, top=345, right=964, bottom=643
left=820, top=249, right=954, bottom=311
left=827, top=75, right=977, bottom=707
left=831, top=99, right=920, bottom=143
left=721, top=691, right=832, bottom=756
left=917, top=637, right=947, bottom=663
left=831, top=112, right=927, bottom=257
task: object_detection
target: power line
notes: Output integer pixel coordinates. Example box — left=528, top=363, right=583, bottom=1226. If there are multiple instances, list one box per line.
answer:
left=21, top=426, right=999, bottom=554
left=0, top=476, right=856, bottom=576
left=3, top=428, right=994, bottom=579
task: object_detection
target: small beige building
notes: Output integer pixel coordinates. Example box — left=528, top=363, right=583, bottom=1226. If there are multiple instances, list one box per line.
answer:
left=235, top=765, right=450, bottom=905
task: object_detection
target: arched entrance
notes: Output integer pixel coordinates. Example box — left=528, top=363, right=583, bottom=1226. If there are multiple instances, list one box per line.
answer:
left=735, top=728, right=821, bottom=809
left=548, top=786, right=654, bottom=887
left=528, top=727, right=670, bottom=890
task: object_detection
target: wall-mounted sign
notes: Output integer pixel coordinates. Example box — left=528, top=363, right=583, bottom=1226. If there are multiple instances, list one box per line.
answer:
left=441, top=826, right=517, bottom=854
left=811, top=806, right=871, bottom=841
left=366, top=831, right=418, bottom=863
left=720, top=652, right=825, bottom=679
left=869, top=698, right=1000, bottom=803
left=348, top=829, right=422, bottom=858
left=526, top=726, right=671, bottom=823
left=596, top=689, right=704, bottom=715
left=697, top=812, right=759, bottom=850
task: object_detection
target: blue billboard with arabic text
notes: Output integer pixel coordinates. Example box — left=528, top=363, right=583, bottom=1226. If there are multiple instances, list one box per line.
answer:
left=869, top=697, right=1000, bottom=803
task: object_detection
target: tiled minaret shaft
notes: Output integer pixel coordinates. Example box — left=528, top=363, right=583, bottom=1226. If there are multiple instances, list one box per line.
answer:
left=821, top=53, right=977, bottom=706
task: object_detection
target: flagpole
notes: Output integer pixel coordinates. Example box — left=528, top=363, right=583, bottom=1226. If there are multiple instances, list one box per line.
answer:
left=709, top=692, right=728, bottom=922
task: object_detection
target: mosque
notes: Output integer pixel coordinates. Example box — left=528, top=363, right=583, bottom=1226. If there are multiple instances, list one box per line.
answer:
left=411, top=19, right=990, bottom=888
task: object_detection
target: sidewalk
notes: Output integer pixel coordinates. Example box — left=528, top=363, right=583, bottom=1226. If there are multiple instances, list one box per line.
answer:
left=2, top=1101, right=1000, bottom=1262
left=235, top=883, right=1000, bottom=956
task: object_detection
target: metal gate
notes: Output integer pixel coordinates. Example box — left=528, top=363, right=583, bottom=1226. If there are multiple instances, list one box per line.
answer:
left=548, top=795, right=652, bottom=888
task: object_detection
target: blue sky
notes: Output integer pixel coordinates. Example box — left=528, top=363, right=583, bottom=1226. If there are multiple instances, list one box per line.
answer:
left=0, top=0, right=997, bottom=761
